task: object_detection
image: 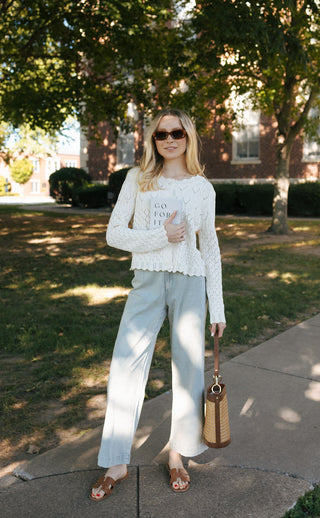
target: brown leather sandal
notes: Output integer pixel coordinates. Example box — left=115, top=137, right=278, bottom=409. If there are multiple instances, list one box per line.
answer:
left=166, top=463, right=191, bottom=493
left=89, top=472, right=129, bottom=501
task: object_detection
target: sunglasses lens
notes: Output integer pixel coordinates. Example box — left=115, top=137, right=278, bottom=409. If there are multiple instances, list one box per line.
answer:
left=153, top=131, right=168, bottom=140
left=171, top=130, right=186, bottom=139
left=153, top=129, right=186, bottom=140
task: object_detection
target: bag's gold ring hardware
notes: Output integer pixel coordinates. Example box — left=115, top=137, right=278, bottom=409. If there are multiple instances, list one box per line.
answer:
left=211, top=383, right=222, bottom=394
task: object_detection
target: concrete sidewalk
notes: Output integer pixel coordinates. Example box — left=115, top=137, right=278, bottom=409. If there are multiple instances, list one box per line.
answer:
left=1, top=315, right=319, bottom=517
left=0, top=195, right=111, bottom=215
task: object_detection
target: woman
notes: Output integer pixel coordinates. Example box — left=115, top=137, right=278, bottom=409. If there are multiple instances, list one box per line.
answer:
left=90, top=108, right=226, bottom=500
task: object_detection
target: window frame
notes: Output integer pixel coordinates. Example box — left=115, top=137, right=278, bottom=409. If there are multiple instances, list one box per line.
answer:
left=232, top=108, right=261, bottom=164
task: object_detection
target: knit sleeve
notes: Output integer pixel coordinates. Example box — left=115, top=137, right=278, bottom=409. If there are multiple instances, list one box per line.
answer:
left=198, top=183, right=226, bottom=324
left=106, top=168, right=169, bottom=253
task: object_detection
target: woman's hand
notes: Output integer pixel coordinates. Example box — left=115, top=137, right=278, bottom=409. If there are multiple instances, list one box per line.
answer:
left=209, top=322, right=226, bottom=337
left=164, top=212, right=186, bottom=243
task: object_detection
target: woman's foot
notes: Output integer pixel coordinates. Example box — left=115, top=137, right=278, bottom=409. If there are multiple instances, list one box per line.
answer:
left=167, top=450, right=190, bottom=492
left=90, top=464, right=128, bottom=501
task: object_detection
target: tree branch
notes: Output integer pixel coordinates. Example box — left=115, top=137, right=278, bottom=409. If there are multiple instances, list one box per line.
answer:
left=290, top=85, right=317, bottom=140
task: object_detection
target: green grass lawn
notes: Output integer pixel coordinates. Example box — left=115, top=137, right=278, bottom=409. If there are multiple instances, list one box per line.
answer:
left=1, top=207, right=319, bottom=465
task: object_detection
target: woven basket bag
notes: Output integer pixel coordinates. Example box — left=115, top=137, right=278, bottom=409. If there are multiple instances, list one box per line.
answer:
left=204, top=332, right=231, bottom=448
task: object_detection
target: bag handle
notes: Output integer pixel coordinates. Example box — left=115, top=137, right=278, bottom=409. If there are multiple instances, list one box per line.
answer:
left=211, top=328, right=222, bottom=393
left=214, top=331, right=219, bottom=378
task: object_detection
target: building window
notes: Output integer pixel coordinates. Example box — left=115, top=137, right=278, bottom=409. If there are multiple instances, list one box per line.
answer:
left=117, top=131, right=135, bottom=166
left=303, top=110, right=320, bottom=161
left=232, top=109, right=260, bottom=162
left=65, top=160, right=77, bottom=168
left=46, top=157, right=60, bottom=180
left=304, top=138, right=320, bottom=161
left=32, top=159, right=40, bottom=174
left=30, top=180, right=40, bottom=194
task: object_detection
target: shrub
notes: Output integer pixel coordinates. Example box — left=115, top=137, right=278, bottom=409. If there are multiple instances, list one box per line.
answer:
left=282, top=485, right=320, bottom=517
left=108, top=167, right=132, bottom=202
left=72, top=184, right=113, bottom=208
left=49, top=167, right=91, bottom=204
left=10, top=158, right=33, bottom=185
left=0, top=175, right=6, bottom=195
left=213, top=183, right=273, bottom=216
left=213, top=184, right=238, bottom=215
left=235, top=184, right=274, bottom=215
left=213, top=182, right=320, bottom=217
left=288, top=182, right=320, bottom=217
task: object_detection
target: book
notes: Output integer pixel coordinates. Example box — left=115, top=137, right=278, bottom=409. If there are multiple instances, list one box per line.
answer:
left=150, top=198, right=183, bottom=228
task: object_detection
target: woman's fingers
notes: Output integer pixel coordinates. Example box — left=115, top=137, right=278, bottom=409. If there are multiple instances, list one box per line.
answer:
left=164, top=214, right=186, bottom=243
left=210, top=322, right=226, bottom=337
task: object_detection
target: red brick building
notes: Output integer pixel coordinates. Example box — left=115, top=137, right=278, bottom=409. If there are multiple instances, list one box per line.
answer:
left=82, top=111, right=320, bottom=183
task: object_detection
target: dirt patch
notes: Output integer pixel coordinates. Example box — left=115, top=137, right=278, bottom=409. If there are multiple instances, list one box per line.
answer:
left=290, top=246, right=320, bottom=257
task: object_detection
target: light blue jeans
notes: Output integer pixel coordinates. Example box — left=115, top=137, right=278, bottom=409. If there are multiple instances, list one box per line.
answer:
left=98, top=270, right=208, bottom=468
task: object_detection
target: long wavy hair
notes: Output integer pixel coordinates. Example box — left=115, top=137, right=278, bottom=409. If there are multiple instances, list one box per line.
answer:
left=138, top=108, right=205, bottom=192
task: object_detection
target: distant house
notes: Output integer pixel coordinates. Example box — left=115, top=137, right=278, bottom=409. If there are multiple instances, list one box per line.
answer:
left=0, top=153, right=80, bottom=197
left=1, top=124, right=81, bottom=197
left=82, top=109, right=320, bottom=184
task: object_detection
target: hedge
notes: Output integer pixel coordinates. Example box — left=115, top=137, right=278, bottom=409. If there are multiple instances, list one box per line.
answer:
left=108, top=167, right=132, bottom=202
left=48, top=165, right=319, bottom=216
left=72, top=184, right=114, bottom=208
left=288, top=182, right=320, bottom=217
left=49, top=167, right=91, bottom=204
left=105, top=174, right=320, bottom=217
left=213, top=182, right=320, bottom=217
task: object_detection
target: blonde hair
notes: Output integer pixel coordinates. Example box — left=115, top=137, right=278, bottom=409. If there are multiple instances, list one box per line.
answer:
left=138, top=108, right=205, bottom=192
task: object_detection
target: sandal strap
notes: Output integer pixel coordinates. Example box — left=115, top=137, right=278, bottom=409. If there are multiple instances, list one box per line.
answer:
left=92, top=476, right=116, bottom=495
left=169, top=467, right=190, bottom=484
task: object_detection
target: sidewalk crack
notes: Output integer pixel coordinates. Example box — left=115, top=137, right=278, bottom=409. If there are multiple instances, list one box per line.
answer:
left=230, top=360, right=319, bottom=382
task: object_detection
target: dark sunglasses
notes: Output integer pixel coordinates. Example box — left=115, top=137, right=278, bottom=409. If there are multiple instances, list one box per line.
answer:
left=153, top=129, right=187, bottom=141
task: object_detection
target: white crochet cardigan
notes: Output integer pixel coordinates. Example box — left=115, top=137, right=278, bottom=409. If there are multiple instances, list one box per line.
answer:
left=106, top=167, right=225, bottom=323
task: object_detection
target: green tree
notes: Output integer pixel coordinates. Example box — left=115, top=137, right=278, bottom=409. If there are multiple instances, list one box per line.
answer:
left=8, top=124, right=59, bottom=157
left=177, top=0, right=320, bottom=234
left=0, top=0, right=172, bottom=135
left=0, top=122, right=12, bottom=163
left=10, top=158, right=33, bottom=185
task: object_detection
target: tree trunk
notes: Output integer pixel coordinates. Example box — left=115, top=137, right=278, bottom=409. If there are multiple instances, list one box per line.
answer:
left=269, top=140, right=291, bottom=234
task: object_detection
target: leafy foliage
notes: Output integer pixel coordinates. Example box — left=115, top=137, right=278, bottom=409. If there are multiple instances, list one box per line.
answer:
left=213, top=182, right=320, bottom=217
left=9, top=158, right=33, bottom=185
left=288, top=182, right=320, bottom=217
left=0, top=175, right=6, bottom=194
left=49, top=167, right=91, bottom=204
left=183, top=1, right=320, bottom=129
left=282, top=485, right=320, bottom=518
left=0, top=0, right=173, bottom=134
left=177, top=1, right=320, bottom=233
left=72, top=183, right=112, bottom=208
left=108, top=167, right=131, bottom=202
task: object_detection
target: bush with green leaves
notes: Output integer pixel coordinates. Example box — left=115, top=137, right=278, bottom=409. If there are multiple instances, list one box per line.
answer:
left=10, top=158, right=33, bottom=185
left=213, top=182, right=320, bottom=217
left=49, top=167, right=91, bottom=204
left=0, top=175, right=6, bottom=195
left=236, top=184, right=274, bottom=215
left=72, top=183, right=113, bottom=208
left=213, top=183, right=238, bottom=215
left=213, top=183, right=274, bottom=215
left=288, top=182, right=320, bottom=217
left=282, top=485, right=320, bottom=518
left=108, top=166, right=132, bottom=202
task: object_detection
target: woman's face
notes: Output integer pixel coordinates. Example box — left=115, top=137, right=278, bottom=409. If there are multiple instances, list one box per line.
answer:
left=154, top=115, right=187, bottom=161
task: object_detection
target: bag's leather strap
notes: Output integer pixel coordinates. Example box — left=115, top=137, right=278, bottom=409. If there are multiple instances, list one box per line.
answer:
left=214, top=330, right=219, bottom=378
